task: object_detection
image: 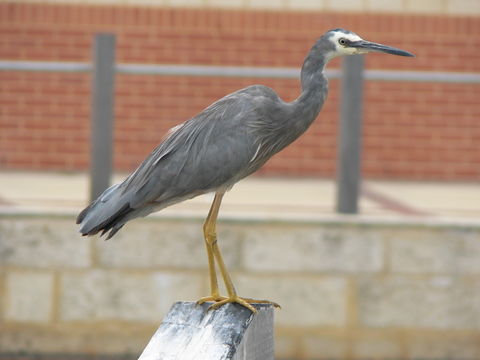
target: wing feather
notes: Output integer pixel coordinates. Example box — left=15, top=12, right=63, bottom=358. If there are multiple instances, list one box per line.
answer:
left=119, top=86, right=277, bottom=209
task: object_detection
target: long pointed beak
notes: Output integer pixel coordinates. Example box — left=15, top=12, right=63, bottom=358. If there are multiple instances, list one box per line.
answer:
left=350, top=40, right=415, bottom=57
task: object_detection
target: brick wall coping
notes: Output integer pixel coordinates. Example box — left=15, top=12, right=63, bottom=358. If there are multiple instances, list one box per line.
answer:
left=9, top=0, right=480, bottom=16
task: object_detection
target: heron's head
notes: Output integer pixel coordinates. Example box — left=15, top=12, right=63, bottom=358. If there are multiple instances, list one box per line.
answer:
left=324, top=28, right=414, bottom=60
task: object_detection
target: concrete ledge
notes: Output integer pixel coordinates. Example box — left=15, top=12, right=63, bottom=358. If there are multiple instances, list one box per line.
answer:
left=1, top=206, right=480, bottom=229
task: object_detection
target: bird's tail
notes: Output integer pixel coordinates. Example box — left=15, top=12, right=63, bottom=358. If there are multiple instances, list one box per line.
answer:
left=76, top=184, right=133, bottom=240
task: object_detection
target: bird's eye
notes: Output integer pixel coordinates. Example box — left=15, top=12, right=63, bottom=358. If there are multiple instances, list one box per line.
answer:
left=339, top=38, right=347, bottom=46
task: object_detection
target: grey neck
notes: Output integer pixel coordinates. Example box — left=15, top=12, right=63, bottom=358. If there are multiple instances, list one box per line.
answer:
left=292, top=39, right=331, bottom=123
left=300, top=42, right=329, bottom=93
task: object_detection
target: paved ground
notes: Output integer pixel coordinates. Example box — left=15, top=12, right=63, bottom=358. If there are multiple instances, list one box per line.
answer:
left=0, top=171, right=479, bottom=223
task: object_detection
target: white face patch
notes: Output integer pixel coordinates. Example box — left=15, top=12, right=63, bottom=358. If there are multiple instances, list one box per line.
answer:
left=326, top=31, right=365, bottom=60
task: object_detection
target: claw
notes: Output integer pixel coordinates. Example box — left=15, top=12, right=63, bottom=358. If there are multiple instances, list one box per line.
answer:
left=241, top=297, right=281, bottom=309
left=196, top=294, right=227, bottom=305
left=207, top=295, right=258, bottom=313
left=197, top=295, right=281, bottom=313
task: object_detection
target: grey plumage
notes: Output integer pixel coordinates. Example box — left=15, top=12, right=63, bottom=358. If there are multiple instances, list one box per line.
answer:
left=77, top=29, right=413, bottom=239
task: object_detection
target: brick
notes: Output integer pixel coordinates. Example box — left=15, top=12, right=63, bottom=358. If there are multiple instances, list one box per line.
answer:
left=0, top=3, right=480, bottom=181
left=389, top=229, right=480, bottom=274
left=60, top=269, right=204, bottom=322
left=358, top=276, right=480, bottom=329
left=243, top=226, right=383, bottom=273
left=5, top=271, right=53, bottom=323
left=0, top=219, right=91, bottom=269
left=235, top=274, right=347, bottom=327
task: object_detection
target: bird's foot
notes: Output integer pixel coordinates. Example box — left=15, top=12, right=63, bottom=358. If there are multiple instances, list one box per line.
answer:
left=196, top=294, right=227, bottom=305
left=197, top=294, right=280, bottom=313
left=208, top=295, right=258, bottom=313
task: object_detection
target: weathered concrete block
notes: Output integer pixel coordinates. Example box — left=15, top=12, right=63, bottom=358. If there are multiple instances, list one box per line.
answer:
left=235, top=274, right=347, bottom=327
left=407, top=333, right=480, bottom=360
left=358, top=276, right=480, bottom=329
left=390, top=229, right=480, bottom=274
left=0, top=328, right=149, bottom=354
left=5, top=271, right=53, bottom=323
left=96, top=220, right=240, bottom=270
left=0, top=219, right=91, bottom=268
left=2, top=214, right=480, bottom=359
left=352, top=336, right=402, bottom=359
left=302, top=335, right=347, bottom=359
left=243, top=227, right=383, bottom=273
left=60, top=270, right=204, bottom=322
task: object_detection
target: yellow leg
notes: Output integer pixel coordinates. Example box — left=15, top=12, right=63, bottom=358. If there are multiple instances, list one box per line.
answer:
left=196, top=192, right=280, bottom=313
left=196, top=193, right=225, bottom=304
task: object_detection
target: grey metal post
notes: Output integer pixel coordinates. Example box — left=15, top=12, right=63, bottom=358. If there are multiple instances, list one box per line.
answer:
left=336, top=55, right=364, bottom=214
left=90, top=33, right=116, bottom=201
left=139, top=302, right=274, bottom=360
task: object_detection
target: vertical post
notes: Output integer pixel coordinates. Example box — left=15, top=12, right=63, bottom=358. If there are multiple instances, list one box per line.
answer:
left=90, top=33, right=116, bottom=202
left=336, top=55, right=364, bottom=214
left=139, top=302, right=274, bottom=360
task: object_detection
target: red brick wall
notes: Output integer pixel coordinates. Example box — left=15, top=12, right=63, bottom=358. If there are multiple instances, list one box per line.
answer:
left=1, top=3, right=479, bottom=180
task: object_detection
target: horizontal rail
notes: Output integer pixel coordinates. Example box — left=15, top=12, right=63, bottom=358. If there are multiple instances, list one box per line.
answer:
left=365, top=70, right=480, bottom=84
left=0, top=61, right=91, bottom=73
left=1, top=60, right=479, bottom=83
left=117, top=63, right=310, bottom=78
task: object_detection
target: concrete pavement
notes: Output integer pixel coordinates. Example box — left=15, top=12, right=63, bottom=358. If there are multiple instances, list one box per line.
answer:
left=0, top=171, right=479, bottom=223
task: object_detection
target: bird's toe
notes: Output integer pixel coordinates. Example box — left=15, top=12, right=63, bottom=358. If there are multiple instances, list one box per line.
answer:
left=207, top=296, right=258, bottom=313
left=196, top=294, right=227, bottom=305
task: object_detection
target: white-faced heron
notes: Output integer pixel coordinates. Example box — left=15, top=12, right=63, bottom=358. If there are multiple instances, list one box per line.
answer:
left=77, top=29, right=414, bottom=312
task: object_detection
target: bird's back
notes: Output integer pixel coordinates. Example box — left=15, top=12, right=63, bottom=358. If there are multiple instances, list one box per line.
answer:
left=77, top=84, right=294, bottom=238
